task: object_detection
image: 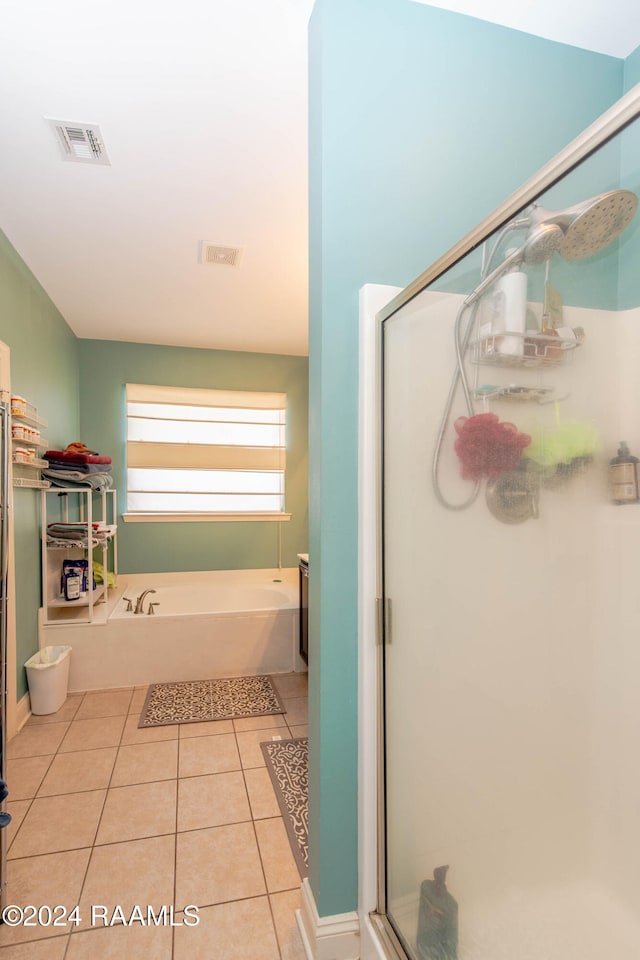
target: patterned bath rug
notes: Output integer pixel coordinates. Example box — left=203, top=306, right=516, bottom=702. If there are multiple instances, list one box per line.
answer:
left=261, top=737, right=308, bottom=877
left=138, top=675, right=286, bottom=727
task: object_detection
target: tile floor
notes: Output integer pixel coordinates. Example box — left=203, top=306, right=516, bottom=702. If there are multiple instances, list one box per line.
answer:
left=0, top=673, right=308, bottom=959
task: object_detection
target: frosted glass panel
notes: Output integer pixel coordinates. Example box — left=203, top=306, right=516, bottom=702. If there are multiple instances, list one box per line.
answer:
left=381, top=119, right=640, bottom=960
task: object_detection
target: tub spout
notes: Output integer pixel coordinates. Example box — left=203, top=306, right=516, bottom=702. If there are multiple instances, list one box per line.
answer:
left=134, top=588, right=157, bottom=614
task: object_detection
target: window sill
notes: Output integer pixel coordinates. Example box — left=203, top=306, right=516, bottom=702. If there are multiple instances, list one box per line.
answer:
left=122, top=512, right=292, bottom=523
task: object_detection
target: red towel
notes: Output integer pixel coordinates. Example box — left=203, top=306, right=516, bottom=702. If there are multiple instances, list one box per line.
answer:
left=44, top=450, right=112, bottom=465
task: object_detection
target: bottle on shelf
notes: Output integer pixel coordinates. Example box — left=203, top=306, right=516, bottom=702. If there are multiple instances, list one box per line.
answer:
left=609, top=441, right=640, bottom=503
left=10, top=396, right=49, bottom=488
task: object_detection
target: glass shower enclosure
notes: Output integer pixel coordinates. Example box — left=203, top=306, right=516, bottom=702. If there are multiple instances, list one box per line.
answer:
left=376, top=85, right=640, bottom=959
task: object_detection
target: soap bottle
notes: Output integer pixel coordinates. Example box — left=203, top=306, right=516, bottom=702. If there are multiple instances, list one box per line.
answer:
left=609, top=441, right=640, bottom=503
left=416, top=865, right=458, bottom=960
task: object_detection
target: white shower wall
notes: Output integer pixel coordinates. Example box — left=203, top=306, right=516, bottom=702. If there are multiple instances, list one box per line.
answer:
left=382, top=288, right=640, bottom=947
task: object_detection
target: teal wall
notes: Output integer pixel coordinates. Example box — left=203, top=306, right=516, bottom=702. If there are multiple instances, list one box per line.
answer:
left=308, top=0, right=625, bottom=917
left=0, top=231, right=80, bottom=698
left=620, top=48, right=640, bottom=308
left=78, top=339, right=308, bottom=573
left=624, top=44, right=640, bottom=89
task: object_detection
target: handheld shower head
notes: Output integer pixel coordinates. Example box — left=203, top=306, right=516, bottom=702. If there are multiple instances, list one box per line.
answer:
left=519, top=222, right=564, bottom=264
left=527, top=189, right=637, bottom=261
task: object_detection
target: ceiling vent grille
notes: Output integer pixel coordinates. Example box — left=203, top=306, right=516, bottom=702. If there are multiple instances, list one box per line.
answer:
left=48, top=119, right=110, bottom=165
left=200, top=242, right=243, bottom=267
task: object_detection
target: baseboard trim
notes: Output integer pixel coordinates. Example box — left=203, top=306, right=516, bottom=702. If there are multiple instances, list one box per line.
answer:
left=296, top=906, right=314, bottom=960
left=15, top=692, right=30, bottom=734
left=297, top=878, right=360, bottom=960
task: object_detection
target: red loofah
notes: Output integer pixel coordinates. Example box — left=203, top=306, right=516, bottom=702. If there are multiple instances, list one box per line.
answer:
left=454, top=413, right=531, bottom=481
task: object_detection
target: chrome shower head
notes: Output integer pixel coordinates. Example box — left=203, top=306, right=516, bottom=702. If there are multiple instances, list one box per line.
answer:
left=467, top=189, right=637, bottom=308
left=519, top=222, right=564, bottom=264
left=527, top=189, right=637, bottom=261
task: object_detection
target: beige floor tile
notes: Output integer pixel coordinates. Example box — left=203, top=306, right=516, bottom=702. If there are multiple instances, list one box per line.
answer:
left=177, top=771, right=250, bottom=832
left=178, top=719, right=234, bottom=738
left=0, top=937, right=70, bottom=959
left=270, top=889, right=306, bottom=960
left=27, top=694, right=84, bottom=725
left=272, top=673, right=308, bottom=699
left=6, top=755, right=53, bottom=799
left=175, top=821, right=266, bottom=909
left=236, top=728, right=286, bottom=769
left=58, top=716, right=125, bottom=753
left=255, top=817, right=301, bottom=892
left=173, top=898, right=279, bottom=960
left=78, top=835, right=175, bottom=931
left=75, top=689, right=133, bottom=720
left=1, top=673, right=304, bottom=959
left=244, top=767, right=281, bottom=820
left=66, top=922, right=172, bottom=960
left=7, top=722, right=70, bottom=759
left=5, top=800, right=31, bottom=852
left=96, top=780, right=177, bottom=844
left=282, top=698, right=308, bottom=726
left=110, top=739, right=178, bottom=786
left=0, top=848, right=91, bottom=945
left=287, top=724, right=308, bottom=738
left=120, top=713, right=179, bottom=745
left=8, top=789, right=106, bottom=859
left=178, top=733, right=240, bottom=778
left=232, top=714, right=288, bottom=733
left=37, top=747, right=117, bottom=797
left=128, top=687, right=149, bottom=715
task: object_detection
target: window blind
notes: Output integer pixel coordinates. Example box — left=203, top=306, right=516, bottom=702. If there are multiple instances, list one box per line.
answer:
left=126, top=384, right=286, bottom=515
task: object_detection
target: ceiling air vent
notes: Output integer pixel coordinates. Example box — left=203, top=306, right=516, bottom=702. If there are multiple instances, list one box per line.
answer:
left=200, top=242, right=243, bottom=267
left=48, top=119, right=110, bottom=165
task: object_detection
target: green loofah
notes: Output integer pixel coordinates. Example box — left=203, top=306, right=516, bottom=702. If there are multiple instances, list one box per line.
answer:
left=523, top=420, right=600, bottom=468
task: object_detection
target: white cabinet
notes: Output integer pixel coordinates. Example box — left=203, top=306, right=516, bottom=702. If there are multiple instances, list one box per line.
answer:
left=10, top=397, right=49, bottom=489
left=41, top=487, right=117, bottom=624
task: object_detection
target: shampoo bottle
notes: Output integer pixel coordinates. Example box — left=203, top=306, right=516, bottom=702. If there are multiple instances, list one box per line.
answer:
left=609, top=441, right=640, bottom=503
left=492, top=268, right=527, bottom=357
left=416, top=865, right=458, bottom=960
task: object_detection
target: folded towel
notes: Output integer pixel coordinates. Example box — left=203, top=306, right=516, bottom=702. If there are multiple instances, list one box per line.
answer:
left=43, top=469, right=111, bottom=482
left=46, top=460, right=112, bottom=474
left=48, top=523, right=100, bottom=532
left=42, top=471, right=114, bottom=491
left=44, top=451, right=112, bottom=465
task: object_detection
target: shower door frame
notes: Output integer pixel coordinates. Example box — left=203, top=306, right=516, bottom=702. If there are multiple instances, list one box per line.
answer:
left=367, top=82, right=640, bottom=959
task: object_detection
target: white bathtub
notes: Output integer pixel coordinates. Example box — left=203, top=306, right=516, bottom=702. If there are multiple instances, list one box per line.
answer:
left=39, top=568, right=304, bottom=692
left=112, top=578, right=295, bottom=619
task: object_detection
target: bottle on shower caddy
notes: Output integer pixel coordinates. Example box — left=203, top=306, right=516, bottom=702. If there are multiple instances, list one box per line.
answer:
left=609, top=441, right=640, bottom=503
left=491, top=263, right=527, bottom=358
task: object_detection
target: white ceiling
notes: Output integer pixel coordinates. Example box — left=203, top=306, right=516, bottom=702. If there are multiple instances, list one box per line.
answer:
left=0, top=2, right=638, bottom=357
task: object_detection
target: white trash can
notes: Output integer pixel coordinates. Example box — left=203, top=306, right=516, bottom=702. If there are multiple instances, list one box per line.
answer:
left=25, top=645, right=72, bottom=715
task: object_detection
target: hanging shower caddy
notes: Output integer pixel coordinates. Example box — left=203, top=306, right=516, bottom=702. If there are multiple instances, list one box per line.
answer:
left=470, top=329, right=582, bottom=367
